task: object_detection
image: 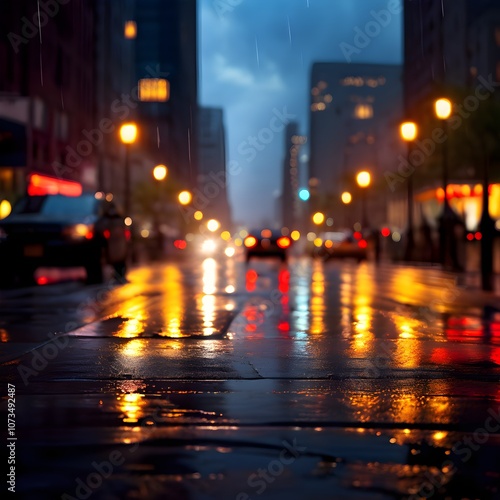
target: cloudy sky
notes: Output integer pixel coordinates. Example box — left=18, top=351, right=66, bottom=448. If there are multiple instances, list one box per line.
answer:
left=199, top=0, right=402, bottom=227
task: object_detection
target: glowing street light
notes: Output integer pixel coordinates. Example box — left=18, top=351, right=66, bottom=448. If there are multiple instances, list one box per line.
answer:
left=356, top=170, right=371, bottom=228
left=434, top=98, right=452, bottom=120
left=312, top=211, right=325, bottom=225
left=400, top=121, right=418, bottom=260
left=119, top=123, right=138, bottom=144
left=356, top=171, right=371, bottom=188
left=341, top=191, right=352, bottom=204
left=153, top=164, right=168, bottom=181
left=119, top=122, right=138, bottom=217
left=434, top=97, right=458, bottom=268
left=178, top=190, right=192, bottom=205
left=207, top=219, right=220, bottom=232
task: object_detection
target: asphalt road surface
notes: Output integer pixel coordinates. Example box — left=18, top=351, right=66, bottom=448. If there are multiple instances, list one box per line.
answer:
left=1, top=254, right=500, bottom=499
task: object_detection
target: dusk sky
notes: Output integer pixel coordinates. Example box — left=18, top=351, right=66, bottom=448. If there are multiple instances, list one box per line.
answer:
left=199, top=0, right=403, bottom=227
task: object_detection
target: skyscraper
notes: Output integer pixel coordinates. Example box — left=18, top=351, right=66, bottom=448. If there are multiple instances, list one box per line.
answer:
left=133, top=0, right=198, bottom=188
left=307, top=62, right=403, bottom=227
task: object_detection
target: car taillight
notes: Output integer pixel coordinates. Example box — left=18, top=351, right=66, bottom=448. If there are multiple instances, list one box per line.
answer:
left=277, top=236, right=291, bottom=249
left=64, top=223, right=94, bottom=240
left=244, top=236, right=257, bottom=248
left=353, top=231, right=362, bottom=240
left=103, top=229, right=111, bottom=239
left=174, top=239, right=187, bottom=249
left=124, top=229, right=131, bottom=241
left=358, top=239, right=367, bottom=249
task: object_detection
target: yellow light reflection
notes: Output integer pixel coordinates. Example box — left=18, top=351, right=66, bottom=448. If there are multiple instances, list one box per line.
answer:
left=201, top=293, right=216, bottom=336
left=121, top=338, right=147, bottom=357
left=202, top=258, right=217, bottom=295
left=310, top=260, right=326, bottom=334
left=159, top=264, right=184, bottom=338
left=117, top=392, right=146, bottom=424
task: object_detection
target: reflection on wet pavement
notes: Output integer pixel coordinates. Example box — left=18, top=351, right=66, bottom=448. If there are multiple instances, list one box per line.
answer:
left=3, top=256, right=500, bottom=498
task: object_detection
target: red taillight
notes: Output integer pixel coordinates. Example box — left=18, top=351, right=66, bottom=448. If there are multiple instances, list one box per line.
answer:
left=37, top=276, right=49, bottom=285
left=85, top=231, right=94, bottom=240
left=124, top=229, right=131, bottom=241
left=467, top=233, right=474, bottom=241
left=353, top=231, right=362, bottom=240
left=174, top=239, right=187, bottom=249
left=381, top=227, right=391, bottom=237
left=358, top=239, right=367, bottom=249
left=103, top=229, right=111, bottom=239
left=475, top=232, right=482, bottom=240
left=277, top=236, right=291, bottom=249
left=244, top=236, right=258, bottom=248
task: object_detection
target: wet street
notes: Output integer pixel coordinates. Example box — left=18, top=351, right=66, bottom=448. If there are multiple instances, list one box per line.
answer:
left=1, top=255, right=500, bottom=499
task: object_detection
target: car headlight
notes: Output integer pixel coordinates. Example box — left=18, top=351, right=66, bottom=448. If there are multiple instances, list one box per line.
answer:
left=201, top=239, right=217, bottom=253
left=64, top=223, right=94, bottom=240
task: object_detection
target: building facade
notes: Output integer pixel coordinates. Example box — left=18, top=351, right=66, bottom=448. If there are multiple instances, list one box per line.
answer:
left=398, top=0, right=500, bottom=235
left=133, top=0, right=199, bottom=189
left=308, top=62, right=403, bottom=228
left=198, top=107, right=231, bottom=227
left=281, top=122, right=306, bottom=230
left=0, top=0, right=95, bottom=209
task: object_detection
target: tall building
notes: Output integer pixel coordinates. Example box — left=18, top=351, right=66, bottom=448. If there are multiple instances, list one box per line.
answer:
left=95, top=0, right=136, bottom=197
left=404, top=0, right=500, bottom=114
left=0, top=0, right=95, bottom=205
left=281, top=122, right=306, bottom=230
left=198, top=107, right=231, bottom=227
left=308, top=62, right=403, bottom=227
left=133, top=0, right=198, bottom=189
left=398, top=0, right=500, bottom=233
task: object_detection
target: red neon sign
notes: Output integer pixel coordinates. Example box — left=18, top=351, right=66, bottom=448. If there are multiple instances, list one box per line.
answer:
left=28, top=174, right=82, bottom=197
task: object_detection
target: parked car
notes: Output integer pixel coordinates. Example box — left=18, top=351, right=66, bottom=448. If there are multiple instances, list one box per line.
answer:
left=0, top=193, right=130, bottom=286
left=244, top=229, right=291, bottom=262
left=314, top=230, right=368, bottom=262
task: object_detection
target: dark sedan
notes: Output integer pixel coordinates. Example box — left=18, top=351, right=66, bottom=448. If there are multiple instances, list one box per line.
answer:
left=0, top=193, right=130, bottom=286
left=244, top=229, right=291, bottom=262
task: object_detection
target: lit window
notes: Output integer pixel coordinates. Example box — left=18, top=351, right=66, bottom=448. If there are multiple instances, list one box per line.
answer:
left=124, top=21, right=137, bottom=39
left=138, top=79, right=169, bottom=102
left=354, top=103, right=373, bottom=119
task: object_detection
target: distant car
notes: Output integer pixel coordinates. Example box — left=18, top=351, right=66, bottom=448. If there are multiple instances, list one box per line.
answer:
left=244, top=229, right=291, bottom=262
left=0, top=193, right=130, bottom=286
left=315, top=230, right=368, bottom=262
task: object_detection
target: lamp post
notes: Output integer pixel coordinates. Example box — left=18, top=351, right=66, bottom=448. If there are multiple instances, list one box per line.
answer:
left=178, top=190, right=192, bottom=206
left=152, top=164, right=168, bottom=259
left=356, top=170, right=371, bottom=228
left=400, top=121, right=418, bottom=261
left=341, top=191, right=352, bottom=228
left=434, top=98, right=457, bottom=268
left=119, top=123, right=138, bottom=216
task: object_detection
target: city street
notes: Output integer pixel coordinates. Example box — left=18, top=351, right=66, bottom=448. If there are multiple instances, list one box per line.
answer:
left=1, top=255, right=500, bottom=499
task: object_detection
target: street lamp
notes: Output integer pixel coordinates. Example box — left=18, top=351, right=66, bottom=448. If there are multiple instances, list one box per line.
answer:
left=434, top=97, right=458, bottom=269
left=207, top=219, right=220, bottom=232
left=400, top=121, right=418, bottom=260
left=119, top=123, right=138, bottom=216
left=341, top=191, right=352, bottom=204
left=152, top=164, right=168, bottom=259
left=356, top=170, right=371, bottom=228
left=178, top=190, right=192, bottom=205
left=341, top=191, right=352, bottom=228
left=312, top=211, right=325, bottom=226
left=153, top=164, right=168, bottom=181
